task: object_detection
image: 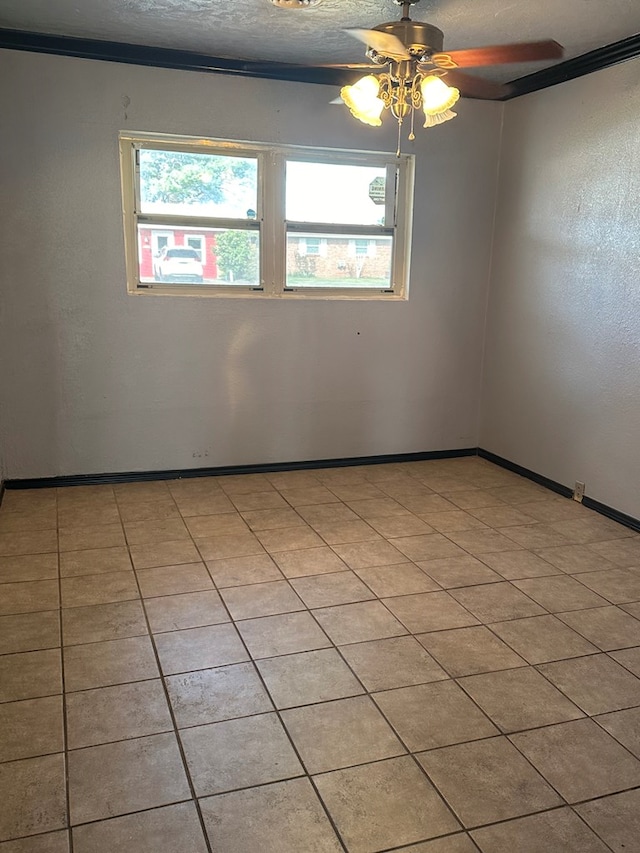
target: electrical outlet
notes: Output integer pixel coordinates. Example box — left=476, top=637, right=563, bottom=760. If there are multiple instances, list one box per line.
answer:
left=573, top=481, right=585, bottom=502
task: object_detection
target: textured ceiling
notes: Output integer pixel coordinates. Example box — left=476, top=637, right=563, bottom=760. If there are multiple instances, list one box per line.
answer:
left=1, top=0, right=639, bottom=83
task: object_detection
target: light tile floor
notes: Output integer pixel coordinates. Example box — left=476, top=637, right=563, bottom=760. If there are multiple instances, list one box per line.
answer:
left=1, top=457, right=640, bottom=852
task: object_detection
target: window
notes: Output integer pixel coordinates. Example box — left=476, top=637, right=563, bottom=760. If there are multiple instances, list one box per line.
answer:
left=120, top=132, right=414, bottom=298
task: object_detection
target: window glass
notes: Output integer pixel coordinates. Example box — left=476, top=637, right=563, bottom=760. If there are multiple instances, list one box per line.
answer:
left=286, top=161, right=388, bottom=227
left=138, top=149, right=258, bottom=219
left=137, top=225, right=259, bottom=287
left=286, top=233, right=392, bottom=289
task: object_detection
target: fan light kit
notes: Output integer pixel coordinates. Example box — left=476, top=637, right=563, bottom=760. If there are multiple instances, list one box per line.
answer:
left=335, top=0, right=564, bottom=152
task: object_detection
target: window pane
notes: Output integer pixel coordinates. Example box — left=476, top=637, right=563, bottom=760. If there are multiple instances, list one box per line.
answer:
left=139, top=149, right=258, bottom=219
left=286, top=233, right=392, bottom=289
left=286, top=161, right=388, bottom=226
left=137, top=225, right=260, bottom=287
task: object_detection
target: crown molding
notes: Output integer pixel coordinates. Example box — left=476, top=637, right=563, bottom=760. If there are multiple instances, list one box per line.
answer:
left=1, top=28, right=639, bottom=98
left=504, top=32, right=640, bottom=99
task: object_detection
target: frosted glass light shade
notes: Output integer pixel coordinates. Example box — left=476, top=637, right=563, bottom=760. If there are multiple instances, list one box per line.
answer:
left=423, top=108, right=458, bottom=128
left=341, top=76, right=385, bottom=127
left=421, top=75, right=460, bottom=115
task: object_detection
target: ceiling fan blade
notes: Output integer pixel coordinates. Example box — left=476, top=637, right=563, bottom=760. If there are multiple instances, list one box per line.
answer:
left=318, top=62, right=382, bottom=69
left=433, top=40, right=564, bottom=69
left=345, top=28, right=411, bottom=60
left=443, top=69, right=512, bottom=100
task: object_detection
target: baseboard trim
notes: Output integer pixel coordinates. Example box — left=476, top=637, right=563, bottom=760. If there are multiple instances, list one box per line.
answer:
left=478, top=448, right=640, bottom=535
left=3, top=447, right=477, bottom=490
left=476, top=448, right=574, bottom=499
left=582, top=496, right=640, bottom=535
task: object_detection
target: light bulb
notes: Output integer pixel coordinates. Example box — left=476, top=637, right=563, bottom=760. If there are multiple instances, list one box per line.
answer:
left=421, top=75, right=460, bottom=116
left=341, top=76, right=384, bottom=127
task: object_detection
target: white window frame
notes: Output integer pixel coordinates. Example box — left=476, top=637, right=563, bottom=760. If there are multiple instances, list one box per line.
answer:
left=119, top=131, right=414, bottom=300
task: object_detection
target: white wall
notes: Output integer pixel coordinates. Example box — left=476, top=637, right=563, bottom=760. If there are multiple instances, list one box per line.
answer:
left=0, top=49, right=502, bottom=479
left=481, top=58, right=640, bottom=518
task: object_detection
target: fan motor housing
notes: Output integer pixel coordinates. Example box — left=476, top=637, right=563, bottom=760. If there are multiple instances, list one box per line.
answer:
left=374, top=20, right=444, bottom=55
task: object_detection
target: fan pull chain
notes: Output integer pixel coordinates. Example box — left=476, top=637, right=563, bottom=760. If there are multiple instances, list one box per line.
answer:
left=408, top=107, right=416, bottom=142
left=396, top=118, right=402, bottom=157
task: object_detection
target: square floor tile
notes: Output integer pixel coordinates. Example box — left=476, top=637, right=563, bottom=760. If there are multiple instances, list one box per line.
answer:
left=558, top=605, right=640, bottom=650
left=538, top=653, right=640, bottom=715
left=242, top=507, right=309, bottom=531
left=367, top=514, right=435, bottom=538
left=535, top=544, right=617, bottom=574
left=595, top=706, right=640, bottom=757
left=143, top=590, right=229, bottom=632
left=58, top=524, right=125, bottom=552
left=155, top=623, right=247, bottom=675
left=0, top=649, right=62, bottom=702
left=512, top=576, right=608, bottom=612
left=589, top=538, right=640, bottom=567
left=0, top=696, right=64, bottom=761
left=511, top=718, right=640, bottom=802
left=457, top=667, right=584, bottom=733
left=282, top=695, right=405, bottom=773
left=0, top=580, right=59, bottom=616
left=0, top=830, right=70, bottom=852
left=135, top=563, right=213, bottom=597
left=185, top=513, right=249, bottom=538
left=72, top=801, right=208, bottom=853
left=59, top=547, right=131, bottom=578
left=573, top=568, right=640, bottom=604
left=450, top=583, right=546, bottom=623
left=220, top=580, right=304, bottom=620
left=610, top=645, right=640, bottom=676
left=0, top=754, right=67, bottom=842
left=255, top=526, right=324, bottom=553
left=195, top=533, right=264, bottom=562
left=374, top=681, right=498, bottom=751
left=311, top=520, right=381, bottom=545
left=313, top=600, right=408, bottom=644
left=236, top=611, right=331, bottom=659
left=272, top=547, right=349, bottom=578
left=129, top=540, right=201, bottom=570
left=355, top=563, right=440, bottom=597
left=397, top=836, right=479, bottom=853
left=576, top=789, right=640, bottom=853
left=499, top=525, right=571, bottom=550
left=66, top=679, right=171, bottom=748
left=166, top=662, right=272, bottom=727
left=0, top=553, right=58, bottom=584
left=418, top=511, right=487, bottom=534
left=479, top=550, right=560, bottom=580
left=417, top=626, right=525, bottom=677
left=331, top=540, right=407, bottom=570
left=390, top=534, right=466, bottom=562
left=229, top=491, right=287, bottom=512
left=417, top=737, right=561, bottom=828
left=489, top=615, right=598, bottom=664
left=550, top=516, right=633, bottom=545
left=61, top=600, right=147, bottom=645
left=445, top=529, right=520, bottom=555
left=200, top=777, right=342, bottom=853
left=290, top=571, right=374, bottom=608
left=315, top=756, right=460, bottom=853
left=346, top=497, right=409, bottom=520
left=205, top=553, right=283, bottom=587
left=68, top=733, right=191, bottom=824
left=0, top=529, right=58, bottom=557
left=182, top=712, right=303, bottom=795
left=416, top=556, right=502, bottom=589
left=63, top=635, right=158, bottom=691
left=257, top=648, right=364, bottom=709
left=468, top=506, right=537, bottom=528
left=340, top=636, right=447, bottom=691
left=61, top=572, right=138, bottom=608
left=471, top=807, right=610, bottom=853
left=384, top=592, right=479, bottom=633
left=0, top=610, right=60, bottom=655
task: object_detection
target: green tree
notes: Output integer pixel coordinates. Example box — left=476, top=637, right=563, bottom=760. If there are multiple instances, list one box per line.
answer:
left=215, top=231, right=258, bottom=282
left=139, top=150, right=255, bottom=205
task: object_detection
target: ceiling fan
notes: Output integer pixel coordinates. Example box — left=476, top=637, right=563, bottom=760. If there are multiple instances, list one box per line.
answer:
left=322, top=0, right=564, bottom=147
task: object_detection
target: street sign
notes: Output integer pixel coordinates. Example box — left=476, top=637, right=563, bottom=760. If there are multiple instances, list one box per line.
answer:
left=368, top=176, right=386, bottom=205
